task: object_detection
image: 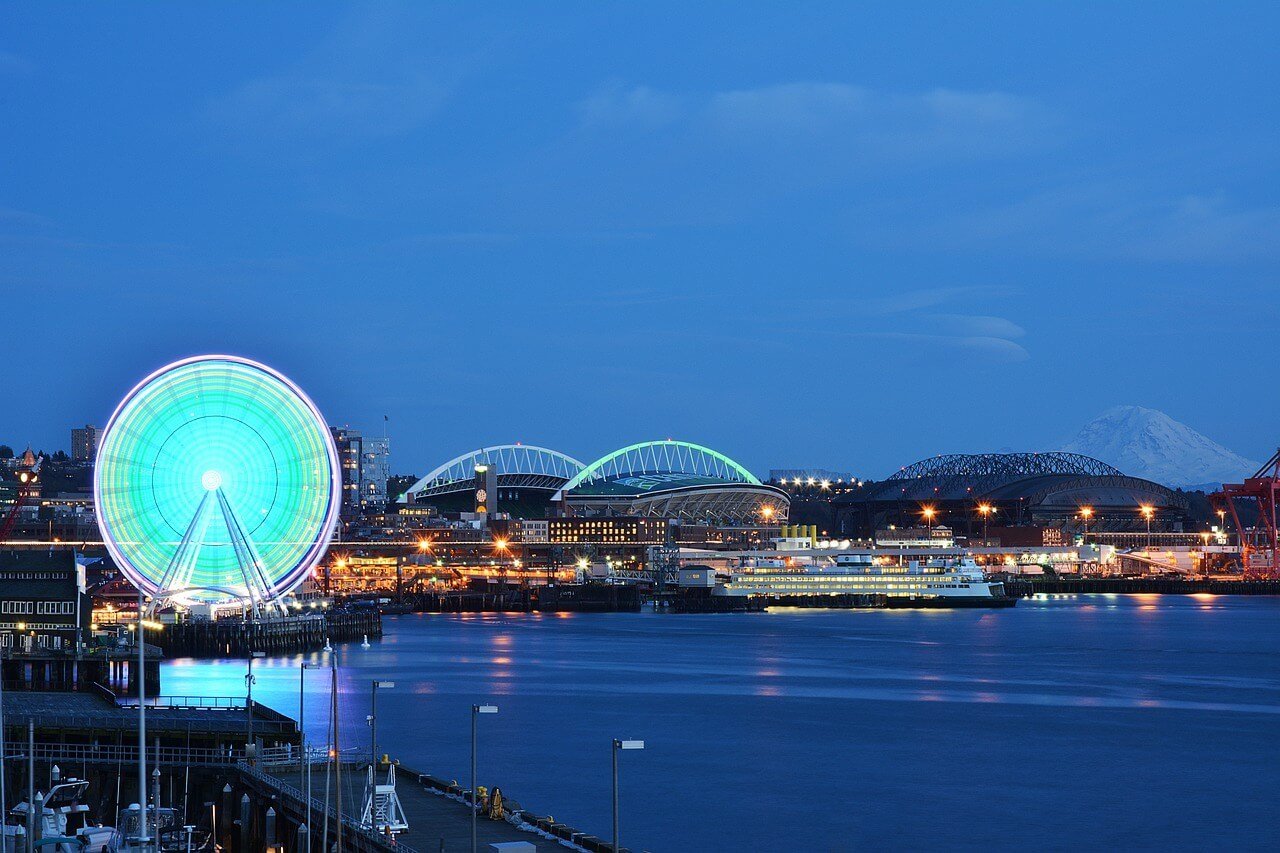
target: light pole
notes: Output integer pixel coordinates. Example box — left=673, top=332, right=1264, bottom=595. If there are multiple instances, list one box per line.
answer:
left=369, top=680, right=395, bottom=771
left=471, top=704, right=498, bottom=853
left=1079, top=507, right=1094, bottom=544
left=246, top=651, right=265, bottom=760
left=0, top=644, right=6, bottom=826
left=300, top=662, right=312, bottom=853
left=612, top=739, right=644, bottom=853
left=977, top=504, right=992, bottom=544
left=1140, top=505, right=1155, bottom=549
left=921, top=506, right=936, bottom=531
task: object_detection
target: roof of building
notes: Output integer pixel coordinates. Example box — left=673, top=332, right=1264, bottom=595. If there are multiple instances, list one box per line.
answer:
left=0, top=549, right=77, bottom=572
left=856, top=451, right=1187, bottom=510
left=1, top=690, right=295, bottom=736
left=568, top=473, right=756, bottom=497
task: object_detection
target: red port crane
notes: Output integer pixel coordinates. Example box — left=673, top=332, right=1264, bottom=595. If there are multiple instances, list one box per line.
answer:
left=0, top=455, right=42, bottom=542
left=1214, top=448, right=1280, bottom=579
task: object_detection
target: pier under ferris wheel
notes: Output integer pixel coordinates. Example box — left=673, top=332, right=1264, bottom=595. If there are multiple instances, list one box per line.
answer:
left=94, top=356, right=341, bottom=618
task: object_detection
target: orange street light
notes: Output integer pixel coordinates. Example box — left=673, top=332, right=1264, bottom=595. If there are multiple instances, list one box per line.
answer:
left=1079, top=506, right=1094, bottom=543
left=921, top=506, right=937, bottom=530
left=977, top=503, right=993, bottom=542
left=1139, top=504, right=1155, bottom=548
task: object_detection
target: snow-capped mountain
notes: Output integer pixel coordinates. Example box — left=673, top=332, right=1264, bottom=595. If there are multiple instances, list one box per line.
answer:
left=1061, top=406, right=1260, bottom=490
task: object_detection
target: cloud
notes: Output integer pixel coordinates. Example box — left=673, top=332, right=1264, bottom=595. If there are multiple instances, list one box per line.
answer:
left=926, top=314, right=1026, bottom=339
left=708, top=83, right=1048, bottom=158
left=207, top=73, right=448, bottom=144
left=892, top=183, right=1280, bottom=263
left=577, top=83, right=684, bottom=129
left=577, top=81, right=1054, bottom=164
left=0, top=51, right=32, bottom=75
left=843, top=331, right=1030, bottom=363
left=857, top=286, right=1015, bottom=315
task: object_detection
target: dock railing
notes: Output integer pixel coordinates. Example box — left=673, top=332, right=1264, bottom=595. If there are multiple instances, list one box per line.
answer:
left=238, top=760, right=420, bottom=852
left=2, top=739, right=249, bottom=766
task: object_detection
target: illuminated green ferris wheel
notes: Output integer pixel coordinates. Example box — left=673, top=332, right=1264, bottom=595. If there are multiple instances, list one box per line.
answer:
left=94, top=355, right=341, bottom=613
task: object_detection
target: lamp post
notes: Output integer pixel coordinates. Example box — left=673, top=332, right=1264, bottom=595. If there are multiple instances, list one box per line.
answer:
left=369, top=680, right=395, bottom=770
left=300, top=663, right=312, bottom=853
left=1140, top=505, right=1155, bottom=549
left=977, top=504, right=993, bottom=544
left=246, top=651, right=265, bottom=759
left=471, top=704, right=498, bottom=853
left=612, top=739, right=644, bottom=853
left=1079, top=507, right=1094, bottom=543
left=921, top=506, right=936, bottom=531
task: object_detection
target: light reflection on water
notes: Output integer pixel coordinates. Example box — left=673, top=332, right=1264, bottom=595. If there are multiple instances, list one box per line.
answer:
left=161, top=595, right=1280, bottom=851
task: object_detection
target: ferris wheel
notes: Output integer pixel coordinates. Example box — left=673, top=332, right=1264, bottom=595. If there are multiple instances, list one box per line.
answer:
left=94, top=355, right=341, bottom=616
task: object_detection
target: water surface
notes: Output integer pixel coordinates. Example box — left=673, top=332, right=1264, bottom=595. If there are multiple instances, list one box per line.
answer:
left=163, top=595, right=1280, bottom=850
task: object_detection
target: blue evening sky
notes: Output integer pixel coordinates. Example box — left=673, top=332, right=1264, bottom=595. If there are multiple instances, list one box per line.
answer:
left=2, top=3, right=1277, bottom=477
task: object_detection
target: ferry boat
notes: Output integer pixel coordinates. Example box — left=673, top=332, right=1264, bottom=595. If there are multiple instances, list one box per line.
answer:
left=717, top=554, right=1016, bottom=608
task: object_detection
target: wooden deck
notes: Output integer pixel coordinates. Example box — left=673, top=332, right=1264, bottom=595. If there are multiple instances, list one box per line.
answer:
left=261, top=763, right=564, bottom=851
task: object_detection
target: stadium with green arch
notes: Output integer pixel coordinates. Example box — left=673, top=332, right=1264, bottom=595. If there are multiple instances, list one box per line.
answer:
left=403, top=440, right=788, bottom=525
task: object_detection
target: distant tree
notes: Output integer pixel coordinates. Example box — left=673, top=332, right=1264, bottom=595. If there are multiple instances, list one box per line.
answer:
left=387, top=474, right=419, bottom=503
left=0, top=445, right=11, bottom=459
left=51, top=450, right=69, bottom=463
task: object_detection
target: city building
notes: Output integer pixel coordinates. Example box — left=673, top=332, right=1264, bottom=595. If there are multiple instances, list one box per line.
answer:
left=0, top=549, right=91, bottom=651
left=875, top=526, right=956, bottom=548
left=330, top=426, right=364, bottom=522
left=545, top=516, right=668, bottom=546
left=70, top=424, right=98, bottom=462
left=361, top=436, right=390, bottom=512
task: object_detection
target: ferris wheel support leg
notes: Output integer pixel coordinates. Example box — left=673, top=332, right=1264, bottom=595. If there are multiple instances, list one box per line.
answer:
left=216, top=488, right=289, bottom=620
left=147, top=491, right=216, bottom=617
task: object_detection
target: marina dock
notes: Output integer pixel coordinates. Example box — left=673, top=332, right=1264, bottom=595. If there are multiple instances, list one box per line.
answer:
left=247, top=762, right=609, bottom=851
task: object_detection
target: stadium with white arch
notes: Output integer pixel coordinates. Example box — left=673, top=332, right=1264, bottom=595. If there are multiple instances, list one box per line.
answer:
left=401, top=440, right=788, bottom=525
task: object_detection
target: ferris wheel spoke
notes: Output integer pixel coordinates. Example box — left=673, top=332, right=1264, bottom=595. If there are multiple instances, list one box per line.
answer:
left=147, top=489, right=216, bottom=614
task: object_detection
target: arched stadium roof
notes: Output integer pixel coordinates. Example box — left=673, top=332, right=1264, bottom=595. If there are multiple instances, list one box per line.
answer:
left=402, top=445, right=585, bottom=502
left=553, top=440, right=784, bottom=524
left=861, top=451, right=1187, bottom=510
left=555, top=440, right=761, bottom=499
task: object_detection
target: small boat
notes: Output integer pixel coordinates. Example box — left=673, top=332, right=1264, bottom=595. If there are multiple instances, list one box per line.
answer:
left=112, top=804, right=213, bottom=851
left=3, top=776, right=118, bottom=852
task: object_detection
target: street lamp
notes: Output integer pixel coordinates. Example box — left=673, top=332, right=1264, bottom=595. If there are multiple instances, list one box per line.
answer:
left=1139, top=505, right=1155, bottom=548
left=471, top=704, right=498, bottom=853
left=977, top=504, right=993, bottom=543
left=921, top=506, right=937, bottom=531
left=246, top=651, right=265, bottom=758
left=369, top=680, right=396, bottom=770
left=299, top=663, right=313, bottom=853
left=1079, top=506, right=1094, bottom=544
left=612, top=739, right=644, bottom=853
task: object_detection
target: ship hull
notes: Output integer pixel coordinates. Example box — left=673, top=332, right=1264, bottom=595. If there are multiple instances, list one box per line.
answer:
left=884, top=595, right=1018, bottom=609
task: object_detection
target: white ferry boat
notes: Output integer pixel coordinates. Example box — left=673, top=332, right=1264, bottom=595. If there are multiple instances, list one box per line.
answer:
left=717, top=554, right=1015, bottom=607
